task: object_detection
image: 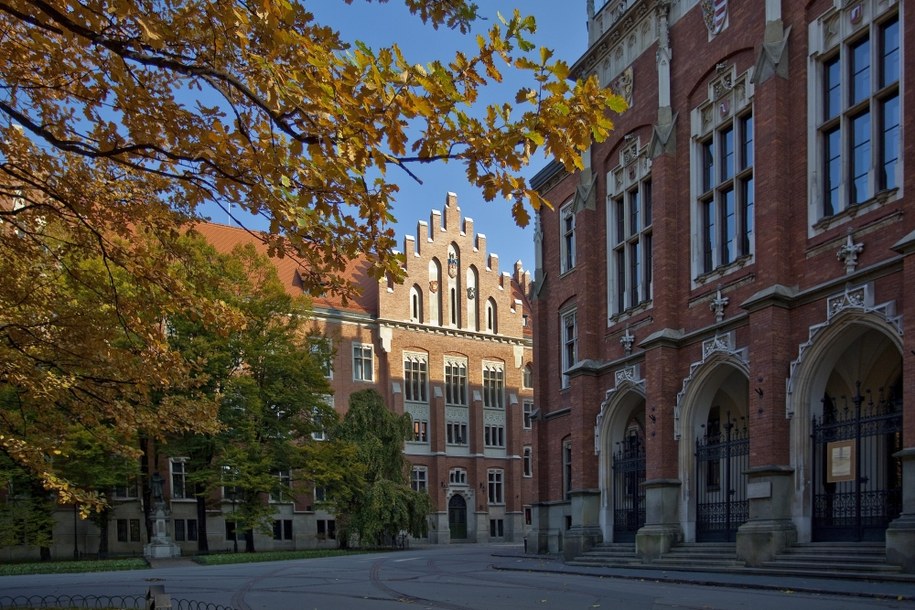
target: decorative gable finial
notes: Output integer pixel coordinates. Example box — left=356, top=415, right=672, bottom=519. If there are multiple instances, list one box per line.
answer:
left=710, top=284, right=729, bottom=323
left=836, top=230, right=864, bottom=275
left=620, top=327, right=635, bottom=355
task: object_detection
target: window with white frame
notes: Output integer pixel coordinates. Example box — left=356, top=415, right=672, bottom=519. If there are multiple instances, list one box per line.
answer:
left=523, top=446, right=533, bottom=477
left=522, top=365, right=533, bottom=389
left=693, top=69, right=754, bottom=277
left=170, top=458, right=188, bottom=500
left=403, top=352, right=428, bottom=403
left=608, top=143, right=653, bottom=315
left=449, top=468, right=467, bottom=485
left=482, top=361, right=504, bottom=409
left=446, top=421, right=467, bottom=445
left=312, top=396, right=332, bottom=441
left=484, top=424, right=505, bottom=448
left=411, top=466, right=428, bottom=492
left=560, top=201, right=576, bottom=273
left=269, top=469, right=291, bottom=503
left=523, top=401, right=534, bottom=429
left=560, top=309, right=577, bottom=389
left=487, top=469, right=504, bottom=505
left=352, top=343, right=373, bottom=382
left=309, top=337, right=333, bottom=378
left=411, top=418, right=428, bottom=443
left=813, top=5, right=899, bottom=220
left=444, top=357, right=467, bottom=406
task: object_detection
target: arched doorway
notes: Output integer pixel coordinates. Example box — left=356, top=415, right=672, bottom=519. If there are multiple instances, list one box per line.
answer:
left=611, top=416, right=646, bottom=542
left=448, top=494, right=467, bottom=540
left=596, top=376, right=646, bottom=544
left=805, top=328, right=903, bottom=542
left=677, top=352, right=750, bottom=543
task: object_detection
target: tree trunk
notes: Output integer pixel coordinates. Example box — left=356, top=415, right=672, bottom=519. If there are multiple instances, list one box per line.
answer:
left=95, top=509, right=110, bottom=559
left=244, top=528, right=255, bottom=553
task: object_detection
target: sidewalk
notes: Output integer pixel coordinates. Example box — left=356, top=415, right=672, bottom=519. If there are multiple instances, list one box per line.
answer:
left=489, top=550, right=915, bottom=602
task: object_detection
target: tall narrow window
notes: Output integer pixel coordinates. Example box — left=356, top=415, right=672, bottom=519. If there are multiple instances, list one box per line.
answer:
left=697, top=113, right=754, bottom=274
left=482, top=362, right=505, bottom=409
left=814, top=10, right=899, bottom=219
left=409, top=285, right=423, bottom=323
left=562, top=439, right=573, bottom=501
left=561, top=309, right=577, bottom=389
left=403, top=353, right=428, bottom=403
left=523, top=401, right=534, bottom=429
left=411, top=466, right=428, bottom=492
left=170, top=458, right=188, bottom=500
left=523, top=446, right=533, bottom=477
left=444, top=357, right=468, bottom=406
left=610, top=178, right=653, bottom=314
left=353, top=343, right=374, bottom=382
left=487, top=469, right=504, bottom=504
left=485, top=298, right=497, bottom=333
left=560, top=202, right=575, bottom=273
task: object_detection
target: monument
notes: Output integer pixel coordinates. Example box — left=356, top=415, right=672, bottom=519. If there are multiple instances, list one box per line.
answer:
left=143, top=472, right=181, bottom=559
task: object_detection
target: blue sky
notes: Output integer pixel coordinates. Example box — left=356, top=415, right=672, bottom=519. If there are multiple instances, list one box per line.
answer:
left=214, top=2, right=589, bottom=276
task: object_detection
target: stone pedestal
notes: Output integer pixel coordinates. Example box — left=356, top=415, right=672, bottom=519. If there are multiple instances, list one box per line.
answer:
left=635, top=479, right=682, bottom=559
left=562, top=490, right=601, bottom=560
left=427, top=511, right=450, bottom=544
left=144, top=506, right=180, bottom=559
left=887, top=448, right=915, bottom=572
left=736, top=465, right=796, bottom=566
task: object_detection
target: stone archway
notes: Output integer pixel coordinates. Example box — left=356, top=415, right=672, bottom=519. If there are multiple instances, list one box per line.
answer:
left=786, top=301, right=904, bottom=542
left=596, top=367, right=646, bottom=543
left=675, top=334, right=750, bottom=542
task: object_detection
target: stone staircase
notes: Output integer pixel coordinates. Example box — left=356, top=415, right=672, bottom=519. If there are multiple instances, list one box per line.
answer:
left=752, top=542, right=906, bottom=579
left=569, top=541, right=915, bottom=581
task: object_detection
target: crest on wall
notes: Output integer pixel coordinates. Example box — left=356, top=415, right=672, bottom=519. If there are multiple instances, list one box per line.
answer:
left=447, top=256, right=458, bottom=279
left=701, top=0, right=728, bottom=36
left=429, top=280, right=439, bottom=293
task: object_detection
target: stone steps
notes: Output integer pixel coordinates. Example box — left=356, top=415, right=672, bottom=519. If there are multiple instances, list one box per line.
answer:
left=568, top=541, right=915, bottom=581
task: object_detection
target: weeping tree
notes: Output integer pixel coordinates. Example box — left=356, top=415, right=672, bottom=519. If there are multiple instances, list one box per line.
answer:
left=321, top=390, right=432, bottom=548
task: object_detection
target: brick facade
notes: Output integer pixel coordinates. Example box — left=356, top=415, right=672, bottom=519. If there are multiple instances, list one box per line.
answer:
left=531, top=0, right=915, bottom=569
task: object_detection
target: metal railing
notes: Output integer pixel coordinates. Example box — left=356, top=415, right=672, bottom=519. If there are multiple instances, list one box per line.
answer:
left=0, top=586, right=237, bottom=610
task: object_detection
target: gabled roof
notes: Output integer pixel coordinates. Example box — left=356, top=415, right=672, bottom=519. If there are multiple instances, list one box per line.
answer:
left=191, top=221, right=378, bottom=316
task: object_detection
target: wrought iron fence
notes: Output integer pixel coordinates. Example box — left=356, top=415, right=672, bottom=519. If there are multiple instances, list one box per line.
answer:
left=0, top=590, right=237, bottom=610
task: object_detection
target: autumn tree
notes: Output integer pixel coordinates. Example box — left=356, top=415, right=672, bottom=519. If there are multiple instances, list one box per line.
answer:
left=164, top=238, right=333, bottom=553
left=0, top=0, right=624, bottom=502
left=319, top=390, right=432, bottom=548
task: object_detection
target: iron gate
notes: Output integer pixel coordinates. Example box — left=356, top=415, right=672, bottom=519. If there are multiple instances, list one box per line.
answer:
left=612, top=435, right=645, bottom=542
left=811, top=383, right=903, bottom=542
left=695, top=416, right=749, bottom=542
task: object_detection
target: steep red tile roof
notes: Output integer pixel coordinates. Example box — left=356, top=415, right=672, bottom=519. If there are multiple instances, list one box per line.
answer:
left=191, top=222, right=377, bottom=316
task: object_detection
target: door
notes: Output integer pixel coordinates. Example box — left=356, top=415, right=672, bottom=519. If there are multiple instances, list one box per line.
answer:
left=612, top=434, right=646, bottom=542
left=695, top=412, right=749, bottom=542
left=448, top=494, right=467, bottom=540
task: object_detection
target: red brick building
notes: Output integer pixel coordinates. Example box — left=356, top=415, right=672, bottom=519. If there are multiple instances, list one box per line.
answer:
left=529, top=0, right=914, bottom=570
left=2, top=193, right=534, bottom=560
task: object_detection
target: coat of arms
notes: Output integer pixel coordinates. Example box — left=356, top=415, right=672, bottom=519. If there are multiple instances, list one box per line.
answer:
left=447, top=255, right=458, bottom=279
left=429, top=280, right=439, bottom=293
left=701, top=0, right=728, bottom=36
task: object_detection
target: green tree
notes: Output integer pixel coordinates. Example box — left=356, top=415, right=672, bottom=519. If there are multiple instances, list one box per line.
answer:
left=165, top=238, right=333, bottom=553
left=0, top=451, right=55, bottom=560
left=0, top=0, right=624, bottom=501
left=322, top=390, right=432, bottom=548
left=56, top=430, right=140, bottom=558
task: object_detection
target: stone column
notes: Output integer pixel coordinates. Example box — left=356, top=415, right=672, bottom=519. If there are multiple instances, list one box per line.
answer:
left=636, top=479, right=682, bottom=558
left=562, top=489, right=602, bottom=560
left=736, top=466, right=796, bottom=566
left=886, top=449, right=915, bottom=571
